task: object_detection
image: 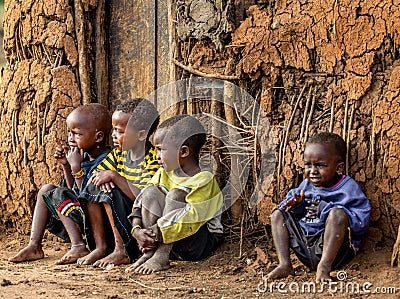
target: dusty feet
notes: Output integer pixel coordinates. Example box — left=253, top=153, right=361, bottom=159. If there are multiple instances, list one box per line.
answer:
left=93, top=250, right=130, bottom=268
left=125, top=251, right=155, bottom=273
left=55, top=244, right=90, bottom=265
left=267, top=264, right=294, bottom=280
left=316, top=263, right=332, bottom=282
left=9, top=245, right=44, bottom=263
left=134, top=245, right=172, bottom=275
left=77, top=248, right=106, bottom=266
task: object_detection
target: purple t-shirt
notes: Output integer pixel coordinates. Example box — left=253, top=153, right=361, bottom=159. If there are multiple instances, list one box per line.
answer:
left=279, top=175, right=371, bottom=251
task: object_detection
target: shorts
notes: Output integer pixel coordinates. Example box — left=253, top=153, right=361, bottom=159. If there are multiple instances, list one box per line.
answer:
left=170, top=224, right=224, bottom=261
left=43, top=187, right=86, bottom=243
left=278, top=208, right=355, bottom=271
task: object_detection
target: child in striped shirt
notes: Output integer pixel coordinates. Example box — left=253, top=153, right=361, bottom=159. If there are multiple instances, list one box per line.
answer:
left=78, top=99, right=159, bottom=267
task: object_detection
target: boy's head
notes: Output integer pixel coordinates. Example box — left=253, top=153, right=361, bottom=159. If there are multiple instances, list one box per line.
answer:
left=111, top=98, right=159, bottom=151
left=304, top=132, right=346, bottom=188
left=66, top=103, right=112, bottom=152
left=154, top=114, right=206, bottom=172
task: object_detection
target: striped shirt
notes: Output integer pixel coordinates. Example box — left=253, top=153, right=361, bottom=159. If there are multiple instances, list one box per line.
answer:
left=97, top=146, right=159, bottom=188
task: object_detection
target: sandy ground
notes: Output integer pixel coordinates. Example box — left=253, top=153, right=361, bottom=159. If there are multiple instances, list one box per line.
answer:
left=0, top=232, right=399, bottom=299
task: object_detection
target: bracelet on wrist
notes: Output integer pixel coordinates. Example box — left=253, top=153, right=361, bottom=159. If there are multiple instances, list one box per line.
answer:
left=72, top=169, right=85, bottom=179
left=131, top=225, right=142, bottom=236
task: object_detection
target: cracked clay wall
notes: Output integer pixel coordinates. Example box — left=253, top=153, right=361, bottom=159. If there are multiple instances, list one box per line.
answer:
left=0, top=0, right=81, bottom=232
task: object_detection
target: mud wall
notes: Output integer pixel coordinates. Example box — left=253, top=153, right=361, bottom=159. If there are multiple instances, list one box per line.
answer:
left=178, top=0, right=400, bottom=246
left=0, top=0, right=85, bottom=232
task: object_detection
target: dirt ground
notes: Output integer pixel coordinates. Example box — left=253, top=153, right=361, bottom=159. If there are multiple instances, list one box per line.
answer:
left=0, top=232, right=399, bottom=299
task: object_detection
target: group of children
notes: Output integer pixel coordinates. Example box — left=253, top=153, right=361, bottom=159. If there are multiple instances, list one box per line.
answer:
left=9, top=99, right=371, bottom=281
left=10, top=99, right=223, bottom=274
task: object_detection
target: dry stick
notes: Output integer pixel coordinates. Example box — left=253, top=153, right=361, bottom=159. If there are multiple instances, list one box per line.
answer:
left=239, top=215, right=245, bottom=258
left=95, top=0, right=109, bottom=107
left=329, top=100, right=335, bottom=132
left=22, top=126, right=27, bottom=166
left=74, top=0, right=91, bottom=104
left=11, top=110, right=16, bottom=153
left=224, top=81, right=243, bottom=225
left=346, top=104, right=354, bottom=174
left=41, top=44, right=53, bottom=66
left=342, top=97, right=349, bottom=140
left=168, top=0, right=177, bottom=82
left=303, top=88, right=316, bottom=144
left=277, top=92, right=297, bottom=192
left=36, top=102, right=41, bottom=146
left=300, top=87, right=313, bottom=140
left=172, top=57, right=238, bottom=80
left=18, top=23, right=28, bottom=60
left=129, top=279, right=184, bottom=291
left=370, top=110, right=376, bottom=161
left=42, top=103, right=49, bottom=145
left=281, top=84, right=308, bottom=172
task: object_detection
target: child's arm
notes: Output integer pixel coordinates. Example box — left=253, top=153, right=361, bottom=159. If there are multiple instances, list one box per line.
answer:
left=54, top=140, right=74, bottom=188
left=66, top=146, right=85, bottom=189
left=89, top=170, right=140, bottom=200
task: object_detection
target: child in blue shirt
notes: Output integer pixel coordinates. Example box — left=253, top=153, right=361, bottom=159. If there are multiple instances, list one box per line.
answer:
left=9, top=104, right=112, bottom=264
left=268, top=132, right=370, bottom=282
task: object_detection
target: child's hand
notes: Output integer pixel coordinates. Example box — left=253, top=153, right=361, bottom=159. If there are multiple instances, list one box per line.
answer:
left=54, top=139, right=69, bottom=166
left=66, top=146, right=84, bottom=172
left=133, top=228, right=157, bottom=252
left=98, top=182, right=116, bottom=193
left=284, top=189, right=305, bottom=212
left=89, top=170, right=115, bottom=189
left=306, top=198, right=321, bottom=218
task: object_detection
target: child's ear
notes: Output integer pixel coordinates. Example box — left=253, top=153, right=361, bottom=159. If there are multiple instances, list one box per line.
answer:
left=95, top=130, right=104, bottom=142
left=336, top=162, right=344, bottom=174
left=138, top=130, right=147, bottom=142
left=180, top=145, right=190, bottom=158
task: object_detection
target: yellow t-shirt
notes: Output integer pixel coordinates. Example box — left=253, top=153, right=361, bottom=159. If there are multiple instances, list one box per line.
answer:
left=150, top=168, right=223, bottom=244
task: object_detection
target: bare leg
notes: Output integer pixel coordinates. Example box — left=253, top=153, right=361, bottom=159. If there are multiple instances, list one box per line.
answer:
left=316, top=208, right=348, bottom=282
left=134, top=188, right=187, bottom=274
left=267, top=210, right=294, bottom=280
left=126, top=186, right=165, bottom=273
left=77, top=202, right=108, bottom=265
left=55, top=214, right=89, bottom=265
left=9, top=184, right=56, bottom=263
left=93, top=203, right=130, bottom=268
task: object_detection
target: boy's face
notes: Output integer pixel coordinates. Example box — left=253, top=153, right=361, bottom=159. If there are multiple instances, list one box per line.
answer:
left=154, top=128, right=180, bottom=172
left=111, top=110, right=130, bottom=150
left=303, top=143, right=343, bottom=188
left=66, top=111, right=97, bottom=151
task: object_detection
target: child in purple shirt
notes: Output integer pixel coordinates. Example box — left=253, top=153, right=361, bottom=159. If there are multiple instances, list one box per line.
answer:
left=268, top=132, right=370, bottom=282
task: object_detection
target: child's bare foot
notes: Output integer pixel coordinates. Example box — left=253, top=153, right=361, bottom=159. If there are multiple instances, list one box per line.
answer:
left=93, top=250, right=130, bottom=268
left=134, top=245, right=172, bottom=275
left=267, top=264, right=294, bottom=280
left=9, top=245, right=44, bottom=263
left=77, top=248, right=107, bottom=266
left=125, top=251, right=155, bottom=273
left=316, top=263, right=332, bottom=282
left=55, top=244, right=90, bottom=265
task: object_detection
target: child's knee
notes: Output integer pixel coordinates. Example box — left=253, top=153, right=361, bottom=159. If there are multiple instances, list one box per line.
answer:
left=39, top=184, right=56, bottom=196
left=165, top=188, right=187, bottom=204
left=270, top=209, right=284, bottom=225
left=327, top=208, right=348, bottom=226
left=140, top=186, right=165, bottom=205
